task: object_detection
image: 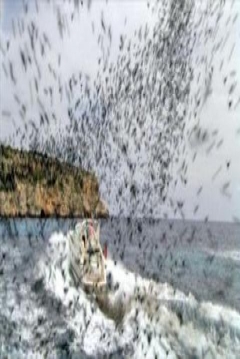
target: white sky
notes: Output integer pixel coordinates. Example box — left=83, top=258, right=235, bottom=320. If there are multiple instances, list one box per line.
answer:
left=0, top=0, right=240, bottom=222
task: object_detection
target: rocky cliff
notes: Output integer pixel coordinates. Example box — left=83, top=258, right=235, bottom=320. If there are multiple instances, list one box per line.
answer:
left=0, top=145, right=108, bottom=218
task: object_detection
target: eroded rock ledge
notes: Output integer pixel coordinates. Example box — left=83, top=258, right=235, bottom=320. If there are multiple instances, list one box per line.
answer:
left=0, top=145, right=108, bottom=218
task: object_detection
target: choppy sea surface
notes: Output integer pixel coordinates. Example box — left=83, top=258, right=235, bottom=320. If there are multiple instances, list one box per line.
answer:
left=0, top=218, right=240, bottom=358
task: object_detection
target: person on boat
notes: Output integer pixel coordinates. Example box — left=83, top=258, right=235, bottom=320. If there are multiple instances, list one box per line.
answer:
left=103, top=241, right=108, bottom=259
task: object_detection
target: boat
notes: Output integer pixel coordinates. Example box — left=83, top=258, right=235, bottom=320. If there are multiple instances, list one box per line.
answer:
left=68, top=219, right=107, bottom=292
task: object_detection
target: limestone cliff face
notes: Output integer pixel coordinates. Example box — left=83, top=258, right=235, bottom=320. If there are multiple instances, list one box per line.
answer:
left=0, top=145, right=108, bottom=218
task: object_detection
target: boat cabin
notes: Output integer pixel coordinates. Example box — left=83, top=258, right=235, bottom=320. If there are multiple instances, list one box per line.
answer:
left=68, top=219, right=106, bottom=289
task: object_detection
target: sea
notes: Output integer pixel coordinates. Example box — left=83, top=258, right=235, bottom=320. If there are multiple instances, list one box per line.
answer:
left=1, top=217, right=240, bottom=312
left=1, top=217, right=240, bottom=358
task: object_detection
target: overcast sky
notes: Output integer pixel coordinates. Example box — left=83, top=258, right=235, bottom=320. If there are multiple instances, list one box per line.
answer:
left=1, top=0, right=240, bottom=222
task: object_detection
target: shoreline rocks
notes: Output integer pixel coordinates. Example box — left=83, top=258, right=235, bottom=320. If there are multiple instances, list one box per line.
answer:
left=0, top=145, right=109, bottom=218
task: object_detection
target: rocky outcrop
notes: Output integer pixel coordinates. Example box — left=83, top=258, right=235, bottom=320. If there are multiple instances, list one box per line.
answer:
left=0, top=145, right=108, bottom=218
